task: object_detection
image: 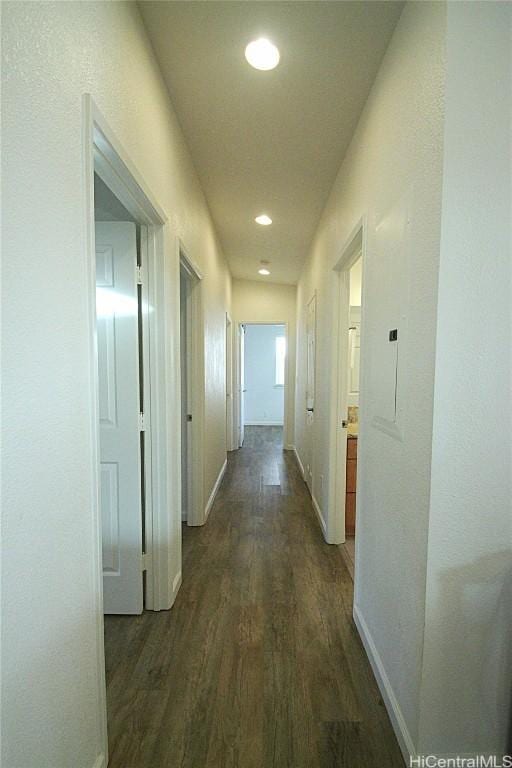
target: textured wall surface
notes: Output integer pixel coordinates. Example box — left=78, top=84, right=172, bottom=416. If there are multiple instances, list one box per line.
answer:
left=232, top=280, right=297, bottom=447
left=1, top=3, right=230, bottom=766
left=294, top=1, right=446, bottom=753
left=420, top=1, right=512, bottom=755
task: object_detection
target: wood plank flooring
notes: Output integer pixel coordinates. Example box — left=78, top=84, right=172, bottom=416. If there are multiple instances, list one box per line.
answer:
left=104, top=426, right=404, bottom=767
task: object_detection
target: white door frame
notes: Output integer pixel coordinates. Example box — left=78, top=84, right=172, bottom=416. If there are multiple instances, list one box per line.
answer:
left=235, top=321, right=290, bottom=446
left=326, top=216, right=367, bottom=545
left=179, top=245, right=205, bottom=526
left=304, top=291, right=317, bottom=494
left=225, top=312, right=235, bottom=451
left=84, top=95, right=180, bottom=762
left=233, top=323, right=244, bottom=450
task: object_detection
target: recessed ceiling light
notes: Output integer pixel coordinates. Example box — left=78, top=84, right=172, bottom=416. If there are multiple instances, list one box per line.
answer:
left=245, top=38, right=280, bottom=71
left=255, top=214, right=272, bottom=226
left=258, top=260, right=271, bottom=276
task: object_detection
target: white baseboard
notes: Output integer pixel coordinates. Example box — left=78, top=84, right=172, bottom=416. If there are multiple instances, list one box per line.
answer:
left=353, top=603, right=416, bottom=764
left=204, top=458, right=227, bottom=521
left=292, top=446, right=305, bottom=478
left=312, top=493, right=327, bottom=537
left=284, top=444, right=294, bottom=451
left=244, top=421, right=284, bottom=426
left=92, top=755, right=106, bottom=768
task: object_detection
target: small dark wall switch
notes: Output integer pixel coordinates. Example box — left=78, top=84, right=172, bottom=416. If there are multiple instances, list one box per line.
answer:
left=389, top=329, right=398, bottom=341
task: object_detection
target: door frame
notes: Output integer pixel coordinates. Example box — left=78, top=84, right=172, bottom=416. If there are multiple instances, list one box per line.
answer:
left=304, top=291, right=317, bottom=494
left=327, top=216, right=367, bottom=545
left=235, top=321, right=290, bottom=447
left=179, top=245, right=205, bottom=526
left=84, top=95, right=180, bottom=762
left=236, top=323, right=245, bottom=448
left=225, top=312, right=235, bottom=451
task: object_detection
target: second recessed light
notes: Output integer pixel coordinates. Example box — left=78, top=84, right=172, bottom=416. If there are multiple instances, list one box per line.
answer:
left=245, top=38, right=280, bottom=71
left=255, top=214, right=272, bottom=226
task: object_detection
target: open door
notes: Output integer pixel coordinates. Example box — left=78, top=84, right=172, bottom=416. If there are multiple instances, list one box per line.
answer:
left=239, top=324, right=245, bottom=447
left=96, top=222, right=143, bottom=615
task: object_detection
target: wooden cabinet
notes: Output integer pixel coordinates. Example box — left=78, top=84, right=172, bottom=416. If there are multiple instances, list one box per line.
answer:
left=345, top=437, right=357, bottom=535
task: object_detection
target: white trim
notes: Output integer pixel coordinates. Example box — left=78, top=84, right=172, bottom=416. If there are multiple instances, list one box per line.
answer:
left=311, top=494, right=327, bottom=538
left=292, top=446, right=305, bottom=478
left=92, top=755, right=106, bottom=768
left=83, top=94, right=109, bottom=766
left=244, top=421, right=284, bottom=426
left=353, top=604, right=416, bottom=764
left=204, top=459, right=227, bottom=521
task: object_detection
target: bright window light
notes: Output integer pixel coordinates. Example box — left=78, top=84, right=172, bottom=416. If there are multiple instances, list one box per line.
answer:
left=275, top=335, right=286, bottom=386
left=245, top=38, right=280, bottom=71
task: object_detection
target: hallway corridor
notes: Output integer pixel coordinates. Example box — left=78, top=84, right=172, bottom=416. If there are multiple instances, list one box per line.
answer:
left=104, top=427, right=403, bottom=767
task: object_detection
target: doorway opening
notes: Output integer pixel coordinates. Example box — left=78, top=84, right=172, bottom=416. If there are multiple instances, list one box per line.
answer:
left=237, top=322, right=288, bottom=450
left=94, top=175, right=147, bottom=615
left=328, top=219, right=366, bottom=571
left=304, top=292, right=317, bottom=495
left=179, top=249, right=205, bottom=527
left=225, top=313, right=234, bottom=451
left=342, top=255, right=362, bottom=579
left=85, top=96, right=177, bottom=764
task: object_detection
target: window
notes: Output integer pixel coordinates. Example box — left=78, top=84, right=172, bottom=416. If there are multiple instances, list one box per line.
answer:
left=275, top=335, right=286, bottom=386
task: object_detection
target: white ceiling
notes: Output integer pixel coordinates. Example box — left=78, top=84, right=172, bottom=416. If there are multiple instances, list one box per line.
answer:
left=139, top=1, right=403, bottom=284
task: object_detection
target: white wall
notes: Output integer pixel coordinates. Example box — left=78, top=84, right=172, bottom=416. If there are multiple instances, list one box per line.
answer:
left=244, top=324, right=285, bottom=425
left=232, top=279, right=296, bottom=448
left=1, top=3, right=230, bottom=767
left=419, top=2, right=512, bottom=756
left=294, top=0, right=446, bottom=756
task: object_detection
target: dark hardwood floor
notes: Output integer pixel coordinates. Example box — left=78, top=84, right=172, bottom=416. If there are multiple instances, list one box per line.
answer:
left=104, top=426, right=404, bottom=767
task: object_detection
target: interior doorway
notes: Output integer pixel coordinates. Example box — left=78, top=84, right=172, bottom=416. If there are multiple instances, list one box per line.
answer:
left=179, top=249, right=205, bottom=526
left=225, top=313, right=234, bottom=451
left=327, top=220, right=366, bottom=568
left=304, top=293, right=317, bottom=494
left=342, top=256, right=362, bottom=579
left=86, top=97, right=178, bottom=763
left=94, top=172, right=159, bottom=615
left=236, top=322, right=288, bottom=449
left=94, top=177, right=145, bottom=614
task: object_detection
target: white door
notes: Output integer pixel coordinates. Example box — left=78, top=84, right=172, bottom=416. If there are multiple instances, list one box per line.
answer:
left=96, top=222, right=143, bottom=615
left=305, top=294, right=317, bottom=492
left=239, top=324, right=245, bottom=447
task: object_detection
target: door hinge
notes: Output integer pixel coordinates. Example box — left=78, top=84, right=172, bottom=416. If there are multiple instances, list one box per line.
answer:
left=139, top=412, right=146, bottom=431
left=141, top=553, right=152, bottom=572
left=136, top=264, right=143, bottom=285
